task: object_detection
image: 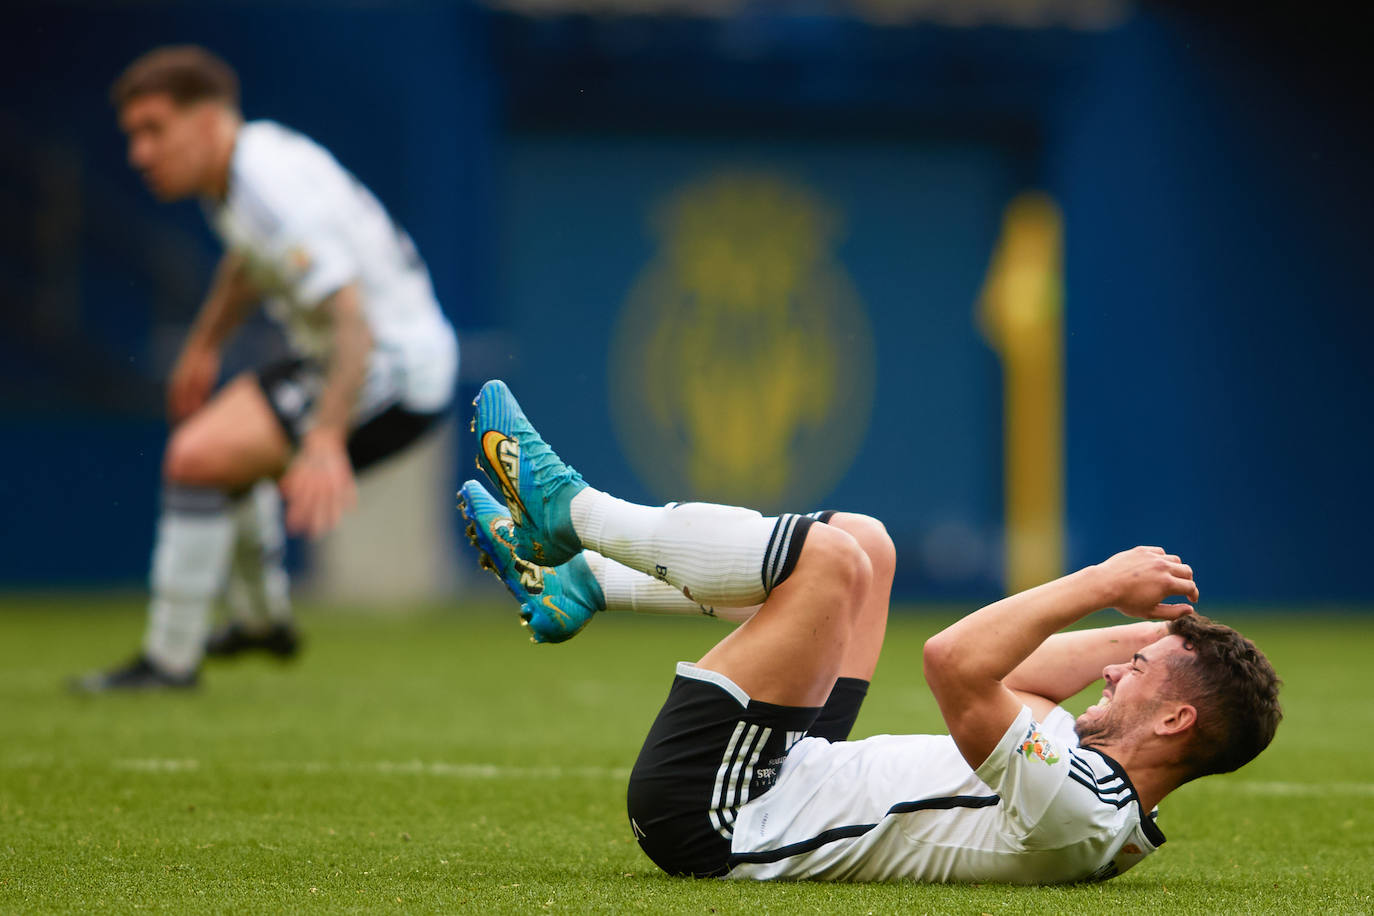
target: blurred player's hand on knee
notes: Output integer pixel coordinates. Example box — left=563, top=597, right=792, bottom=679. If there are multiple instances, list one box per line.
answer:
left=167, top=342, right=220, bottom=422
left=280, top=428, right=357, bottom=537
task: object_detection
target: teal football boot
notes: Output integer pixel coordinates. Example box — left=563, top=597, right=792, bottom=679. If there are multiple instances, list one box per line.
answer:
left=458, top=479, right=604, bottom=644
left=472, top=379, right=587, bottom=567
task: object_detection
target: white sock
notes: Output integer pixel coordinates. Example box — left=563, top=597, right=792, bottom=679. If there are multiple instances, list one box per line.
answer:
left=570, top=489, right=805, bottom=607
left=143, top=484, right=235, bottom=675
left=226, top=480, right=292, bottom=630
left=583, top=551, right=757, bottom=623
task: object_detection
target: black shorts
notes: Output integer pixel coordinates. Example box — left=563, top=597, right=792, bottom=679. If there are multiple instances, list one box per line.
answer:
left=255, top=357, right=445, bottom=474
left=626, top=665, right=824, bottom=878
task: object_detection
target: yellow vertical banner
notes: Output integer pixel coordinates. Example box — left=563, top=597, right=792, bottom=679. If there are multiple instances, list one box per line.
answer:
left=977, top=192, right=1065, bottom=593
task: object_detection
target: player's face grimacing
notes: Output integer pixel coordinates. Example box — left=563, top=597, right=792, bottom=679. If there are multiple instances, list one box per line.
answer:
left=118, top=92, right=220, bottom=201
left=1073, top=634, right=1192, bottom=746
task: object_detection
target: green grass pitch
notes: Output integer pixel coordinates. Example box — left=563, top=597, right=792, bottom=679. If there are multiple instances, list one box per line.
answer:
left=2, top=597, right=1371, bottom=913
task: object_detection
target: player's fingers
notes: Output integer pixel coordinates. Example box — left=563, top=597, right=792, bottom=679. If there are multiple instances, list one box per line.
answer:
left=1171, top=562, right=1193, bottom=579
left=303, top=480, right=327, bottom=538
left=309, top=496, right=328, bottom=539
left=306, top=493, right=327, bottom=538
left=1140, top=546, right=1165, bottom=554
left=283, top=476, right=316, bottom=535
left=326, top=490, right=344, bottom=532
left=1170, top=576, right=1200, bottom=602
left=312, top=483, right=335, bottom=537
left=1153, top=602, right=1194, bottom=619
left=285, top=498, right=307, bottom=535
left=323, top=487, right=344, bottom=536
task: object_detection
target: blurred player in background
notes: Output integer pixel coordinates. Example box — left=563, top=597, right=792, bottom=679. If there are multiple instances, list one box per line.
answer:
left=74, top=46, right=458, bottom=691
left=459, top=379, right=1282, bottom=883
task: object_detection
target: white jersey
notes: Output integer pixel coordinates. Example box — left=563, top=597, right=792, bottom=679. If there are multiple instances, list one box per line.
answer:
left=206, top=120, right=457, bottom=413
left=727, top=705, right=1165, bottom=884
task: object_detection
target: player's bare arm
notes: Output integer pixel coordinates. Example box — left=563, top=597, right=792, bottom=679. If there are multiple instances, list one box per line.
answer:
left=279, top=282, right=371, bottom=537
left=1004, top=620, right=1170, bottom=717
left=168, top=252, right=261, bottom=421
left=923, top=546, right=1199, bottom=768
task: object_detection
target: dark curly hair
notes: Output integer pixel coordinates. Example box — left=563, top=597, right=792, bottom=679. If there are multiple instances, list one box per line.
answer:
left=1166, top=614, right=1282, bottom=781
left=111, top=45, right=240, bottom=111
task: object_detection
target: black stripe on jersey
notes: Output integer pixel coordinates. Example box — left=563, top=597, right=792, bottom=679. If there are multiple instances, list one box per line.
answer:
left=1067, top=771, right=1137, bottom=809
left=1079, top=746, right=1168, bottom=847
left=1069, top=756, right=1096, bottom=781
left=726, top=794, right=1000, bottom=866
left=1070, top=752, right=1126, bottom=792
left=888, top=795, right=1002, bottom=816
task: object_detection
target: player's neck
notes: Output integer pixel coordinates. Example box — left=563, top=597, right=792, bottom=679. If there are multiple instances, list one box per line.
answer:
left=202, top=112, right=242, bottom=201
left=1099, top=741, right=1183, bottom=814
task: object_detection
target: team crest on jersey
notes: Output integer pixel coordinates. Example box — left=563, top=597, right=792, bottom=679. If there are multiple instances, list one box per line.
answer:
left=286, top=245, right=313, bottom=278
left=1019, top=726, right=1060, bottom=765
left=609, top=172, right=875, bottom=511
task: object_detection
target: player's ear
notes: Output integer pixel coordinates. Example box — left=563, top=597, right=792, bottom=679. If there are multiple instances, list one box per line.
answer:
left=1154, top=702, right=1196, bottom=738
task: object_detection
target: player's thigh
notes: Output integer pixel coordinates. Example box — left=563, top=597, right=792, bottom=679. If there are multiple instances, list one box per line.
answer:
left=696, top=523, right=871, bottom=708
left=164, top=373, right=291, bottom=489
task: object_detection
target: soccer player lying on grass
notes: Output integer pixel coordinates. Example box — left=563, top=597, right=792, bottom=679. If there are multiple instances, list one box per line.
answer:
left=458, top=379, right=1282, bottom=883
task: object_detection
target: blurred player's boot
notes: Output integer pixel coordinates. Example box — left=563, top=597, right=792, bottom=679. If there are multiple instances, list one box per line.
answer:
left=70, top=654, right=198, bottom=692
left=472, top=379, right=586, bottom=567
left=204, top=621, right=302, bottom=660
left=458, top=478, right=604, bottom=643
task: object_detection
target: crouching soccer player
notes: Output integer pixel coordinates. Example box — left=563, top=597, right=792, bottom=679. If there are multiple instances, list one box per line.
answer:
left=458, top=379, right=1282, bottom=883
left=73, top=46, right=458, bottom=691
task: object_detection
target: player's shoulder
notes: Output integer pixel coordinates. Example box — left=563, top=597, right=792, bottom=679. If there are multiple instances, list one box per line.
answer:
left=1061, top=745, right=1141, bottom=814
left=235, top=120, right=333, bottom=170
left=1060, top=745, right=1167, bottom=858
left=228, top=121, right=341, bottom=230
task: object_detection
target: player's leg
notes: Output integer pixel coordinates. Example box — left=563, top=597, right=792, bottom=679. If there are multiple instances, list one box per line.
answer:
left=462, top=486, right=900, bottom=647
left=585, top=552, right=758, bottom=622
left=73, top=373, right=291, bottom=691
left=472, top=379, right=870, bottom=704
left=207, top=352, right=445, bottom=660
left=614, top=517, right=872, bottom=876
left=459, top=479, right=754, bottom=643
left=804, top=511, right=894, bottom=741
left=207, top=479, right=300, bottom=660
left=471, top=380, right=888, bottom=876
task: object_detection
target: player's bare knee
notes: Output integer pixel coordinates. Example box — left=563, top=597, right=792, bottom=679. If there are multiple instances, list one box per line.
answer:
left=801, top=524, right=872, bottom=604
left=163, top=430, right=224, bottom=485
left=827, top=513, right=895, bottom=580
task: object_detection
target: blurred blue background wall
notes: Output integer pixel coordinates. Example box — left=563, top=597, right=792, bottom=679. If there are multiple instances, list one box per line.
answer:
left=1, top=1, right=1369, bottom=602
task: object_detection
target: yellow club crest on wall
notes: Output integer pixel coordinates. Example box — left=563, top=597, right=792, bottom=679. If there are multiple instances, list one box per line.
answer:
left=610, top=171, right=875, bottom=512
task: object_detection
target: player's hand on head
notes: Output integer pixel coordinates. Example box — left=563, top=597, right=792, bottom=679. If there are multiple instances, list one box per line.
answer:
left=1096, top=545, right=1198, bottom=620
left=167, top=342, right=220, bottom=422
left=280, top=428, right=358, bottom=538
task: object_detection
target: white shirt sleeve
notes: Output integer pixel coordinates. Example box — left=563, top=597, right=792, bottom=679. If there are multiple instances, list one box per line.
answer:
left=973, top=705, right=1076, bottom=837
left=272, top=216, right=357, bottom=307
